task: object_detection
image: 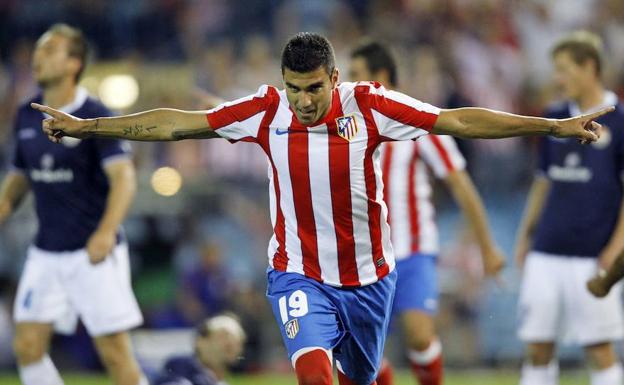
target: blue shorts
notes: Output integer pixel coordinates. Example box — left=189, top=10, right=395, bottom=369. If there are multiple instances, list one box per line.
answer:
left=266, top=268, right=397, bottom=385
left=392, top=253, right=438, bottom=315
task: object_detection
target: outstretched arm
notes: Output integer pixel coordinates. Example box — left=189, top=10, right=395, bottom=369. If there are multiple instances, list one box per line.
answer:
left=433, top=107, right=613, bottom=143
left=31, top=103, right=219, bottom=142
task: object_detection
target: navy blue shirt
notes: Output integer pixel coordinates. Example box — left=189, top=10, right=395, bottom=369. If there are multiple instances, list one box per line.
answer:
left=11, top=89, right=131, bottom=252
left=153, top=356, right=219, bottom=385
left=533, top=92, right=624, bottom=257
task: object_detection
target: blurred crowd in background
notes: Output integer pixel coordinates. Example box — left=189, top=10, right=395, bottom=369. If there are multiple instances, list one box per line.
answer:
left=0, top=0, right=624, bottom=374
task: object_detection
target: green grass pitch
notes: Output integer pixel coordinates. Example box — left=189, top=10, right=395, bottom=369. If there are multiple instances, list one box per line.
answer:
left=0, top=370, right=588, bottom=384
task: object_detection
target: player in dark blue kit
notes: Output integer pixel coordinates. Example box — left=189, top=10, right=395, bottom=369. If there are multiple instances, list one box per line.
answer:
left=153, top=314, right=246, bottom=385
left=0, top=24, right=146, bottom=385
left=515, top=31, right=624, bottom=385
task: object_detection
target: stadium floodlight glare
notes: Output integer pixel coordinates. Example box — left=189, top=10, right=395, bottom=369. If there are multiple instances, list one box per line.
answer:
left=98, top=74, right=139, bottom=110
left=151, top=166, right=183, bottom=197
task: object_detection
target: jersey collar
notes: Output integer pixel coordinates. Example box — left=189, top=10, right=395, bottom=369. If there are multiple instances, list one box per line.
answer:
left=569, top=90, right=618, bottom=117
left=39, top=87, right=89, bottom=117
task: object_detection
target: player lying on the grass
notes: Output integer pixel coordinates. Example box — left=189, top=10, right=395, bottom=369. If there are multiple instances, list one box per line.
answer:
left=152, top=314, right=246, bottom=385
left=32, top=32, right=610, bottom=385
left=348, top=40, right=505, bottom=385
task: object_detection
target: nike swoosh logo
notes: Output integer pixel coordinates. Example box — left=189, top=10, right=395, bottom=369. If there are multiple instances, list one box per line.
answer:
left=275, top=129, right=291, bottom=135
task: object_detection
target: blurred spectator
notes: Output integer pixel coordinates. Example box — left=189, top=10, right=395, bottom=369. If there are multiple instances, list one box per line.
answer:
left=151, top=241, right=233, bottom=328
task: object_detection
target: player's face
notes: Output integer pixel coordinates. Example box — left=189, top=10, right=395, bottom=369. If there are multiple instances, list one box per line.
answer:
left=349, top=56, right=373, bottom=83
left=32, top=33, right=78, bottom=88
left=283, top=66, right=338, bottom=125
left=553, top=50, right=597, bottom=101
left=196, top=331, right=244, bottom=366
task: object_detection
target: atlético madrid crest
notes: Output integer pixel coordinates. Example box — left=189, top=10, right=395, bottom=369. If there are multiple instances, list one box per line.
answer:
left=285, top=318, right=300, bottom=339
left=336, top=115, right=359, bottom=141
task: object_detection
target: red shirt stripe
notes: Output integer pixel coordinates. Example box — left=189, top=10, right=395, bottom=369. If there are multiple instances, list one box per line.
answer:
left=429, top=135, right=455, bottom=172
left=355, top=90, right=390, bottom=280
left=327, top=95, right=360, bottom=286
left=206, top=94, right=268, bottom=130
left=255, top=90, right=288, bottom=271
left=288, top=115, right=322, bottom=281
left=408, top=145, right=420, bottom=252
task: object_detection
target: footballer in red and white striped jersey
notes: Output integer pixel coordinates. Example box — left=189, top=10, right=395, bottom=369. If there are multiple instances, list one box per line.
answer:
left=206, top=81, right=440, bottom=287
left=381, top=135, right=465, bottom=259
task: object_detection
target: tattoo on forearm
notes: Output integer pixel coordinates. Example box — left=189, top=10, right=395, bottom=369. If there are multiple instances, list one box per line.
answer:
left=172, top=128, right=218, bottom=140
left=122, top=124, right=157, bottom=137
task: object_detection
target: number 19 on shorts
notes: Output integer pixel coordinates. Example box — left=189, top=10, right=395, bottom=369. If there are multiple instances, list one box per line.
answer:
left=278, top=290, right=309, bottom=324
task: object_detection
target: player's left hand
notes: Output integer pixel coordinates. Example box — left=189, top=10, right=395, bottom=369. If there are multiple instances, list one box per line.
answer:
left=587, top=275, right=610, bottom=298
left=86, top=228, right=116, bottom=264
left=554, top=106, right=614, bottom=144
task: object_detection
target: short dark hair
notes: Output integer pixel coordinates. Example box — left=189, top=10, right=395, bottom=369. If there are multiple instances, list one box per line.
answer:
left=552, top=30, right=604, bottom=76
left=351, top=41, right=398, bottom=87
left=281, top=32, right=335, bottom=75
left=46, top=23, right=88, bottom=82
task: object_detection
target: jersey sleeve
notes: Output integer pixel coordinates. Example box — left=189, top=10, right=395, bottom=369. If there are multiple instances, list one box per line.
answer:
left=206, top=85, right=274, bottom=143
left=358, top=82, right=440, bottom=141
left=91, top=104, right=133, bottom=166
left=418, top=135, right=466, bottom=178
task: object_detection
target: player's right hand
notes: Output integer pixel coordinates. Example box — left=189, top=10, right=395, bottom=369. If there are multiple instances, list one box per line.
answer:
left=587, top=275, right=610, bottom=298
left=30, top=103, right=89, bottom=143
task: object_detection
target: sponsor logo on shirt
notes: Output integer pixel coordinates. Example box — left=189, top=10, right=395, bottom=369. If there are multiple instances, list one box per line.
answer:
left=548, top=152, right=592, bottom=182
left=30, top=153, right=74, bottom=183
left=61, top=137, right=82, bottom=147
left=18, top=128, right=37, bottom=140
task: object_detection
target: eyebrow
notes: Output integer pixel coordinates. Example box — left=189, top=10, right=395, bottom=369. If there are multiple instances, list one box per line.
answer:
left=285, top=81, right=325, bottom=90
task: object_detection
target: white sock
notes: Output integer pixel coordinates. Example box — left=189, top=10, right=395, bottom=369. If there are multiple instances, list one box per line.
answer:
left=520, top=361, right=559, bottom=385
left=408, top=338, right=442, bottom=365
left=19, top=355, right=64, bottom=385
left=591, top=363, right=623, bottom=385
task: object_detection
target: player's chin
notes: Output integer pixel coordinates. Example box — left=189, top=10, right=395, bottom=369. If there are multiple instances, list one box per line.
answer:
left=297, top=111, right=316, bottom=124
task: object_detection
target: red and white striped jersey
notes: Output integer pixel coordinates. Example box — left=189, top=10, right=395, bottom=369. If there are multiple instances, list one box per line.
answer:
left=206, top=81, right=440, bottom=287
left=381, top=136, right=465, bottom=260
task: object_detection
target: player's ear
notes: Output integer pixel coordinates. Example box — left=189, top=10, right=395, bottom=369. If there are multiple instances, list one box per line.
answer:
left=330, top=68, right=339, bottom=89
left=67, top=56, right=81, bottom=82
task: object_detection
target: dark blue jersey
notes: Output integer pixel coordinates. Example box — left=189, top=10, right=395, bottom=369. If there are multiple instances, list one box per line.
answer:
left=153, top=356, right=219, bottom=385
left=10, top=88, right=131, bottom=252
left=533, top=92, right=624, bottom=257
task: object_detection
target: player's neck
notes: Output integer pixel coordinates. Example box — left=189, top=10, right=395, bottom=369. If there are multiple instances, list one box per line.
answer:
left=575, top=83, right=605, bottom=113
left=42, top=79, right=77, bottom=109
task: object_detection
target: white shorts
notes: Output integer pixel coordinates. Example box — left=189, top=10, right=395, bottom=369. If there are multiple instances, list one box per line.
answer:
left=518, top=251, right=624, bottom=345
left=14, top=243, right=143, bottom=337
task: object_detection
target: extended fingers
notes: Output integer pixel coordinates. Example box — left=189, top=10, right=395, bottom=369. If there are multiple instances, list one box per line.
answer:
left=31, top=102, right=62, bottom=117
left=586, top=106, right=615, bottom=121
